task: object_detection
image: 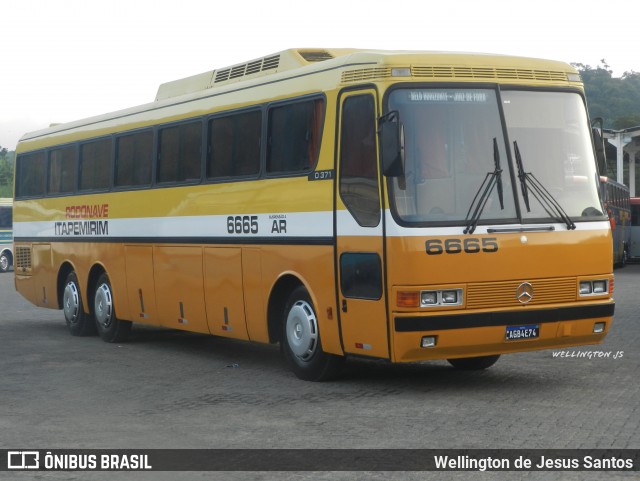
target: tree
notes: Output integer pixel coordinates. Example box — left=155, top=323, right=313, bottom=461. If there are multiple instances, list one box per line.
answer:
left=575, top=61, right=640, bottom=129
left=0, top=147, right=14, bottom=197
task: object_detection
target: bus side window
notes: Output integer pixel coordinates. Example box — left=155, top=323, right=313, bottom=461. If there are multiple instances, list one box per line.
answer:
left=80, top=137, right=111, bottom=191
left=267, top=98, right=324, bottom=174
left=16, top=152, right=46, bottom=198
left=48, top=145, right=76, bottom=195
left=115, top=130, right=153, bottom=187
left=0, top=206, right=10, bottom=228
left=207, top=110, right=261, bottom=179
left=339, top=94, right=380, bottom=227
left=158, top=121, right=202, bottom=183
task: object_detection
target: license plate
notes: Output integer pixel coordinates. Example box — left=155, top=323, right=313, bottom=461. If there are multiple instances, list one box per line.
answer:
left=505, top=324, right=539, bottom=341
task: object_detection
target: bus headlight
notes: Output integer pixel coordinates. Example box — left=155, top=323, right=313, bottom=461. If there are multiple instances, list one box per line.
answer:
left=579, top=281, right=593, bottom=295
left=579, top=279, right=609, bottom=297
left=420, top=288, right=463, bottom=307
left=592, top=280, right=607, bottom=294
left=421, top=291, right=438, bottom=306
left=441, top=290, right=459, bottom=304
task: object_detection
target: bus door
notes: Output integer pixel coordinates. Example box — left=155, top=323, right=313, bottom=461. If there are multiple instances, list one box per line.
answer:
left=335, top=90, right=389, bottom=359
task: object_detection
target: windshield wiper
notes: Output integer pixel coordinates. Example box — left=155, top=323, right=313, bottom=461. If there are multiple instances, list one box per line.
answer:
left=513, top=141, right=576, bottom=230
left=464, top=138, right=504, bottom=234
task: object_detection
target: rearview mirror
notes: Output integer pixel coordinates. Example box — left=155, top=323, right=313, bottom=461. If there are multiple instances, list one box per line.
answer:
left=591, top=117, right=607, bottom=175
left=379, top=111, right=405, bottom=177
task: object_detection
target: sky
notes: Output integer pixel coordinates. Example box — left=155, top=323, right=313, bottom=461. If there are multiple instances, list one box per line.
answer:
left=2, top=0, right=638, bottom=151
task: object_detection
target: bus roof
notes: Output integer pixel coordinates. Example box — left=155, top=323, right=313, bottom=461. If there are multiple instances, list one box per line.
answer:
left=17, top=48, right=580, bottom=148
left=153, top=48, right=577, bottom=101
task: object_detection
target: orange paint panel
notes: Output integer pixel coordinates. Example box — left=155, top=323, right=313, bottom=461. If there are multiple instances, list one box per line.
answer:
left=392, top=317, right=611, bottom=363
left=124, top=246, right=158, bottom=324
left=258, top=244, right=342, bottom=355
left=385, top=229, right=613, bottom=286
left=336, top=236, right=389, bottom=359
left=241, top=248, right=267, bottom=342
left=153, top=246, right=209, bottom=334
left=204, top=247, right=249, bottom=340
left=31, top=244, right=55, bottom=308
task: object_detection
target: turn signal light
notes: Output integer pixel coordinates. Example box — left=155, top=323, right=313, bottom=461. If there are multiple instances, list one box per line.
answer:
left=397, top=291, right=420, bottom=308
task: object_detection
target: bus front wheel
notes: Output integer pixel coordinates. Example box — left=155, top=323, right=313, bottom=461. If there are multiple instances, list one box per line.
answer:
left=281, top=286, right=343, bottom=381
left=447, top=355, right=500, bottom=370
left=62, top=271, right=97, bottom=336
left=94, top=273, right=132, bottom=343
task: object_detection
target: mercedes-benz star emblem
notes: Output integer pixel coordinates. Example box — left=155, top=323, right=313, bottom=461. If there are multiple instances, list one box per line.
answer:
left=516, top=282, right=534, bottom=304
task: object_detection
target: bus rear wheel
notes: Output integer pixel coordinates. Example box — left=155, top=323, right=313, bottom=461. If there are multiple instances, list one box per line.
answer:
left=62, top=271, right=97, bottom=336
left=281, top=286, right=343, bottom=381
left=0, top=252, right=11, bottom=272
left=94, top=273, right=132, bottom=343
left=447, top=355, right=500, bottom=370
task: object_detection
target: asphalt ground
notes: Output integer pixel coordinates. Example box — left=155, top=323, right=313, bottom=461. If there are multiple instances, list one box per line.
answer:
left=0, top=264, right=638, bottom=481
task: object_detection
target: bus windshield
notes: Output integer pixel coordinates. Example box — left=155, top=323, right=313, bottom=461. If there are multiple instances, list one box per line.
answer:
left=387, top=88, right=604, bottom=226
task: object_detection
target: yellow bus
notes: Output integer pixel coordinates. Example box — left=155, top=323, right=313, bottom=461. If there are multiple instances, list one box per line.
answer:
left=13, top=49, right=615, bottom=380
left=0, top=197, right=12, bottom=272
left=599, top=176, right=630, bottom=266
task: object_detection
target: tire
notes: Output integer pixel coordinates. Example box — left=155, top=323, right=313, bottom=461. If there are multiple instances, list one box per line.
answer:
left=62, top=271, right=97, bottom=336
left=281, top=286, right=343, bottom=381
left=447, top=354, right=500, bottom=370
left=0, top=253, right=10, bottom=273
left=94, top=272, right=131, bottom=343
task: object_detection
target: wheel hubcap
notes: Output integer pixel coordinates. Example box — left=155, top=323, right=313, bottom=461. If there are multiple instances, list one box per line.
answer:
left=286, top=300, right=318, bottom=361
left=63, top=282, right=80, bottom=323
left=0, top=256, right=8, bottom=271
left=95, top=283, right=113, bottom=328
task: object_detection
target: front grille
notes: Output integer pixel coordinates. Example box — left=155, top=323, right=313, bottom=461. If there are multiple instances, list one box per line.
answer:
left=466, top=277, right=576, bottom=309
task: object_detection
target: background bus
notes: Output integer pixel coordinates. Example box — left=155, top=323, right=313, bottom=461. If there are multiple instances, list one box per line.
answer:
left=12, top=49, right=615, bottom=380
left=600, top=177, right=630, bottom=266
left=629, top=197, right=640, bottom=260
left=0, top=198, right=13, bottom=272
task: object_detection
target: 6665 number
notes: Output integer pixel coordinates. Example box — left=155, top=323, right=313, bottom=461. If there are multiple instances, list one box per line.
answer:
left=426, top=237, right=498, bottom=255
left=227, top=215, right=258, bottom=234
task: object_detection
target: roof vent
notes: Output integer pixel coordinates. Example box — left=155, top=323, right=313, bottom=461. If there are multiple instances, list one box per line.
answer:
left=214, top=54, right=280, bottom=84
left=299, top=50, right=335, bottom=62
